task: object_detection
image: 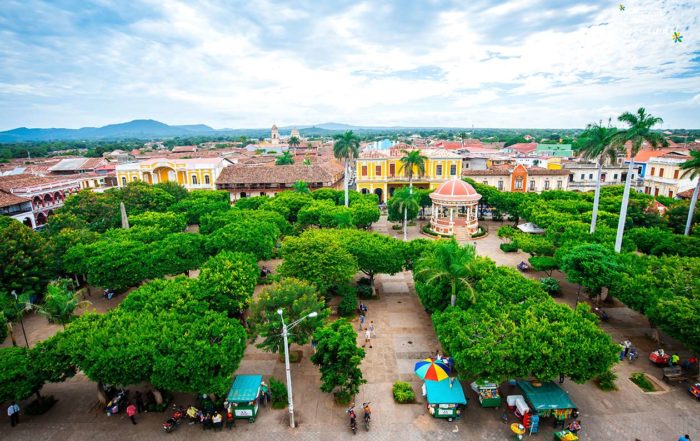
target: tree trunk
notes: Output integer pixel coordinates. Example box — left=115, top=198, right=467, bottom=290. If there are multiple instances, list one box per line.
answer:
left=450, top=280, right=456, bottom=307
left=404, top=175, right=413, bottom=242
left=344, top=158, right=349, bottom=207
left=7, top=322, right=17, bottom=346
left=614, top=160, right=636, bottom=252
left=590, top=161, right=603, bottom=234
left=97, top=383, right=108, bottom=405
left=684, top=180, right=700, bottom=236
left=153, top=389, right=163, bottom=405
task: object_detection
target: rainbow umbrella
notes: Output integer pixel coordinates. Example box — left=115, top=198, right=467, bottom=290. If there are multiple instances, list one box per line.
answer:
left=673, top=31, right=683, bottom=43
left=414, top=358, right=450, bottom=381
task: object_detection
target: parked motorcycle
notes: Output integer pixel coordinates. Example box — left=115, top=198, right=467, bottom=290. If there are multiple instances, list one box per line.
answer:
left=163, top=406, right=186, bottom=433
left=347, top=407, right=357, bottom=435
left=103, top=289, right=116, bottom=300
left=105, top=389, right=127, bottom=416
left=628, top=347, right=639, bottom=363
left=594, top=307, right=609, bottom=322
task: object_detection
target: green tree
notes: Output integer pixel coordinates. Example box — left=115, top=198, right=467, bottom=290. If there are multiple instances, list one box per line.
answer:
left=398, top=149, right=428, bottom=240
left=0, top=347, right=42, bottom=402
left=130, top=211, right=187, bottom=232
left=576, top=120, right=619, bottom=234
left=613, top=108, right=667, bottom=252
left=311, top=320, right=366, bottom=402
left=168, top=195, right=230, bottom=225
left=333, top=131, right=361, bottom=207
left=559, top=244, right=620, bottom=302
left=153, top=181, right=189, bottom=202
left=288, top=136, right=301, bottom=152
left=275, top=151, right=295, bottom=165
left=115, top=181, right=176, bottom=215
left=59, top=190, right=119, bottom=232
left=153, top=233, right=207, bottom=276
left=339, top=230, right=406, bottom=285
left=293, top=180, right=310, bottom=193
left=415, top=240, right=477, bottom=307
left=279, top=230, right=358, bottom=295
left=81, top=239, right=150, bottom=290
left=36, top=280, right=89, bottom=328
left=248, top=278, right=329, bottom=354
left=205, top=218, right=280, bottom=260
left=350, top=201, right=380, bottom=229
left=0, top=218, right=51, bottom=301
left=196, top=252, right=259, bottom=316
left=680, top=150, right=700, bottom=236
left=260, top=191, right=313, bottom=223
left=388, top=187, right=420, bottom=240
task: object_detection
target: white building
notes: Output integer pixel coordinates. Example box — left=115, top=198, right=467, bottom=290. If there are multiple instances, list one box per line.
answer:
left=563, top=161, right=628, bottom=192
left=0, top=174, right=81, bottom=228
left=643, top=152, right=698, bottom=198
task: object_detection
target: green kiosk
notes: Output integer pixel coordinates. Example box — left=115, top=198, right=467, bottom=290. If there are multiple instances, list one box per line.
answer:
left=226, top=374, right=263, bottom=422
left=517, top=381, right=577, bottom=424
left=424, top=378, right=468, bottom=421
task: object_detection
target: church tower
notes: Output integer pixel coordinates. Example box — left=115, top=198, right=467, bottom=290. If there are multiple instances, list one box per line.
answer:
left=271, top=124, right=279, bottom=145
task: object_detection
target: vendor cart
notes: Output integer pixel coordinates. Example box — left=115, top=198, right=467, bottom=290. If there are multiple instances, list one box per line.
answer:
left=470, top=380, right=501, bottom=408
left=226, top=374, right=263, bottom=422
left=517, top=381, right=576, bottom=427
left=689, top=383, right=700, bottom=400
left=649, top=349, right=670, bottom=367
left=423, top=378, right=468, bottom=421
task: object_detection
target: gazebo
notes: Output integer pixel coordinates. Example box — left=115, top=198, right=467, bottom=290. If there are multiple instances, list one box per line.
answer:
left=429, top=178, right=481, bottom=238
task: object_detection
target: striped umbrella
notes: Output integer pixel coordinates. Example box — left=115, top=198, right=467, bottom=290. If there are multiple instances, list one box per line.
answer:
left=414, top=358, right=450, bottom=381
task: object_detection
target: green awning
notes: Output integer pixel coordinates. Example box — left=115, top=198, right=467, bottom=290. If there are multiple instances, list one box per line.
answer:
left=517, top=381, right=576, bottom=411
left=227, top=375, right=262, bottom=403
left=426, top=379, right=468, bottom=405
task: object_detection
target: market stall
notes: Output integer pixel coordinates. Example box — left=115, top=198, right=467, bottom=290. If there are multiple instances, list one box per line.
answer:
left=470, top=380, right=501, bottom=408
left=423, top=378, right=468, bottom=421
left=226, top=374, right=263, bottom=422
left=554, top=429, right=579, bottom=441
left=517, top=381, right=576, bottom=426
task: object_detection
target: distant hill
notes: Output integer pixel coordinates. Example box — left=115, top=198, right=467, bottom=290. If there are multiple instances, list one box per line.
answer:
left=0, top=119, right=479, bottom=143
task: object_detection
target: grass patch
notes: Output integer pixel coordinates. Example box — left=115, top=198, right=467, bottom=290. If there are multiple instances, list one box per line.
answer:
left=630, top=372, right=656, bottom=392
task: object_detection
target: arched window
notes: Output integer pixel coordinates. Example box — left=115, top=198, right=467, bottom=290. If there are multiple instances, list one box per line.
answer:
left=192, top=175, right=198, bottom=185
left=204, top=175, right=210, bottom=185
left=132, top=176, right=138, bottom=181
left=121, top=177, right=127, bottom=186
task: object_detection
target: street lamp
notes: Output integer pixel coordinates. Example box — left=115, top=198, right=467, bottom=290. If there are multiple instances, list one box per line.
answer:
left=278, top=309, right=318, bottom=428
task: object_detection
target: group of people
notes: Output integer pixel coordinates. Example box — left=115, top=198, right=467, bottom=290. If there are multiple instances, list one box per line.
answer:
left=197, top=410, right=233, bottom=431
left=358, top=302, right=377, bottom=349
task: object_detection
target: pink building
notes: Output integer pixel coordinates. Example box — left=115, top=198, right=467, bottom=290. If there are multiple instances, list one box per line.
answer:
left=0, top=174, right=81, bottom=228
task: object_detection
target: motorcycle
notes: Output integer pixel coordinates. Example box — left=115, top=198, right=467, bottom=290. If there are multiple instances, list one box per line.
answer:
left=185, top=405, right=201, bottom=425
left=628, top=348, right=639, bottom=363
left=103, top=289, right=116, bottom=300
left=516, top=261, right=529, bottom=272
left=105, top=389, right=127, bottom=416
left=594, top=307, right=609, bottom=322
left=347, top=407, right=357, bottom=435
left=362, top=402, right=371, bottom=432
left=163, top=406, right=186, bottom=433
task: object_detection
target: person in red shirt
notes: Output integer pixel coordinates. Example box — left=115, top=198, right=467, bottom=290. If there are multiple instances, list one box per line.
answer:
left=126, top=403, right=137, bottom=425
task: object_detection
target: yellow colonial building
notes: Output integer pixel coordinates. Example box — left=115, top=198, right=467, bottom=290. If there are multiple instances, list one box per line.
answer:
left=355, top=148, right=462, bottom=202
left=116, top=157, right=234, bottom=190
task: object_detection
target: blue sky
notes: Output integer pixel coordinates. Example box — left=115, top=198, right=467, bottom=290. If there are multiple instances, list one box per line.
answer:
left=0, top=0, right=698, bottom=130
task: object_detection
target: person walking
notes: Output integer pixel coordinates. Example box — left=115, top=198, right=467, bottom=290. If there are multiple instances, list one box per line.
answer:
left=623, top=340, right=631, bottom=358
left=671, top=353, right=680, bottom=366
left=678, top=435, right=691, bottom=441
left=369, top=321, right=376, bottom=338
left=358, top=313, right=365, bottom=331
left=363, top=328, right=372, bottom=348
left=7, top=401, right=20, bottom=427
left=126, top=403, right=137, bottom=425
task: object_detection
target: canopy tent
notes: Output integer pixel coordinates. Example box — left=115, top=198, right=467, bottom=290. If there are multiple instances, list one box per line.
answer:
left=425, top=378, right=468, bottom=405
left=227, top=374, right=263, bottom=403
left=517, top=222, right=545, bottom=234
left=516, top=381, right=575, bottom=411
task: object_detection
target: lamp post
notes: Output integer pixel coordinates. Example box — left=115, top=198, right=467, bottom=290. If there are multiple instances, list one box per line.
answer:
left=278, top=309, right=318, bottom=428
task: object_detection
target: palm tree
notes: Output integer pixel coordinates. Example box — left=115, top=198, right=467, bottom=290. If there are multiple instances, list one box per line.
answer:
left=36, top=280, right=90, bottom=329
left=288, top=136, right=301, bottom=155
left=576, top=120, right=619, bottom=234
left=398, top=149, right=428, bottom=240
left=416, top=240, right=477, bottom=307
left=275, top=150, right=295, bottom=165
left=458, top=131, right=468, bottom=148
left=390, top=187, right=420, bottom=241
left=680, top=150, right=700, bottom=235
left=293, top=180, right=310, bottom=194
left=333, top=131, right=361, bottom=207
left=613, top=108, right=667, bottom=252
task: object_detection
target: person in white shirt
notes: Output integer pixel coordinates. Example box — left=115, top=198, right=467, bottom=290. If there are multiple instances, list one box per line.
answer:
left=8, top=401, right=20, bottom=427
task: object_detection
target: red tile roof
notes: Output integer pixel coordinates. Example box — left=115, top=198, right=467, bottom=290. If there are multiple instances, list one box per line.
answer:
left=0, top=190, right=29, bottom=208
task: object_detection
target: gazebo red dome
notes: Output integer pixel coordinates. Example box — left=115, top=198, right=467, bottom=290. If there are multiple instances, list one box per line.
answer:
left=430, top=178, right=481, bottom=202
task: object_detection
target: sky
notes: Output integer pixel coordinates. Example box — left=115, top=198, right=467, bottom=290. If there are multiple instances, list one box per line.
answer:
left=0, top=0, right=699, bottom=130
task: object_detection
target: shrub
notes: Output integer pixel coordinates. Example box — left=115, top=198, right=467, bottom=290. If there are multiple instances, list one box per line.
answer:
left=356, top=283, right=373, bottom=300
left=471, top=226, right=487, bottom=238
left=270, top=377, right=288, bottom=409
left=391, top=224, right=403, bottom=230
left=500, top=242, right=519, bottom=252
left=595, top=370, right=617, bottom=391
left=392, top=381, right=415, bottom=403
left=338, top=286, right=358, bottom=317
left=540, top=277, right=560, bottom=295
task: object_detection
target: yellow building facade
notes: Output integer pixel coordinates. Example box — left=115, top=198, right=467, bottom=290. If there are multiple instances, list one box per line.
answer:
left=355, top=148, right=463, bottom=203
left=116, top=157, right=234, bottom=190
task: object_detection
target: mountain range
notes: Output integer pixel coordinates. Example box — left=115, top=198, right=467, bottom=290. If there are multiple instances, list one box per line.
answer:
left=0, top=119, right=435, bottom=142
